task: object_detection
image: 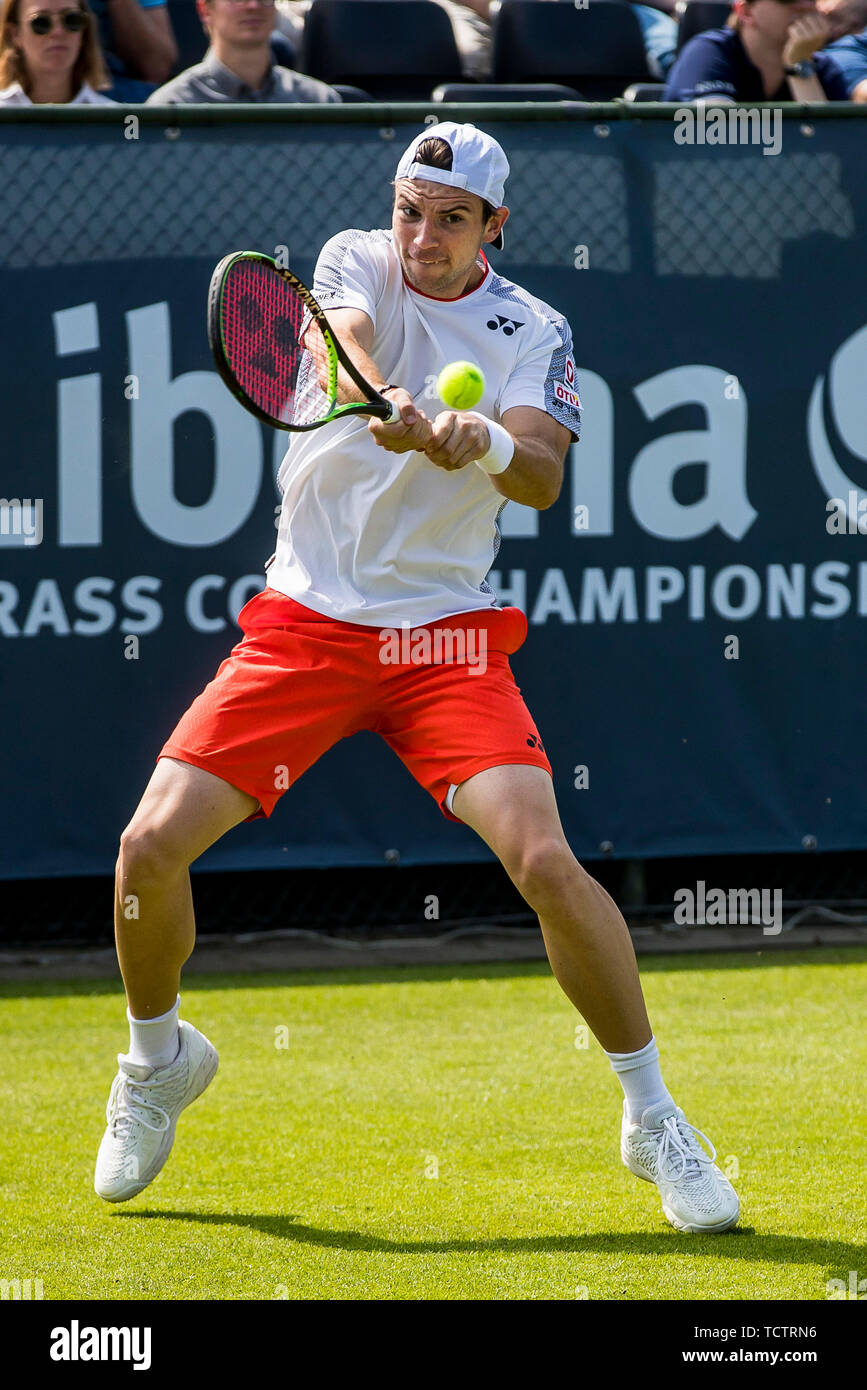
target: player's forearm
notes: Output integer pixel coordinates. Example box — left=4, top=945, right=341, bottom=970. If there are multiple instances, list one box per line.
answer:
left=106, top=0, right=177, bottom=81
left=328, top=331, right=384, bottom=405
left=487, top=436, right=563, bottom=511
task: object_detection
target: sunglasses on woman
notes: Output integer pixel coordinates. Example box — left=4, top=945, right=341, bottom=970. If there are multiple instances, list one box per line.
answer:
left=27, top=9, right=87, bottom=35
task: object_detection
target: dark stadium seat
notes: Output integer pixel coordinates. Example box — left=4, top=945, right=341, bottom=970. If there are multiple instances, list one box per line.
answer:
left=166, top=0, right=208, bottom=73
left=333, top=84, right=375, bottom=101
left=491, top=0, right=651, bottom=102
left=301, top=0, right=463, bottom=100
left=622, top=82, right=668, bottom=101
left=433, top=82, right=585, bottom=101
left=269, top=30, right=299, bottom=70
left=675, top=0, right=733, bottom=52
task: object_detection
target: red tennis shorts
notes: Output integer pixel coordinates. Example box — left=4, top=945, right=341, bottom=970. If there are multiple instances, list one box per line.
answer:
left=159, top=587, right=552, bottom=822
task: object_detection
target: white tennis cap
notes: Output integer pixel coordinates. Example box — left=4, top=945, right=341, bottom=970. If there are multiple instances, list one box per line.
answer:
left=394, top=121, right=509, bottom=250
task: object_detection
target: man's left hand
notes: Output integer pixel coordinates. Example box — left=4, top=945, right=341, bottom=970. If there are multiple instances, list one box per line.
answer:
left=424, top=411, right=491, bottom=472
left=783, top=12, right=832, bottom=64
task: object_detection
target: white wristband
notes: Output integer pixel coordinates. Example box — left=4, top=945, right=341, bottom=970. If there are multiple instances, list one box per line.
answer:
left=467, top=415, right=515, bottom=475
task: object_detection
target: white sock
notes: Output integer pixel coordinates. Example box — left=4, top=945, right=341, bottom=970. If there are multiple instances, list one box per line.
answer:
left=127, top=996, right=181, bottom=1070
left=604, top=1035, right=675, bottom=1125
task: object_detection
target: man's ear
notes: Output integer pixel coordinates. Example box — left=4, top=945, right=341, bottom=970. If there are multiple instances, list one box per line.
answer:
left=484, top=206, right=510, bottom=244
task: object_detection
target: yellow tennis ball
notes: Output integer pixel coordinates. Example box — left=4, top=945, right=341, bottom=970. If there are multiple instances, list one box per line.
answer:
left=437, top=361, right=485, bottom=410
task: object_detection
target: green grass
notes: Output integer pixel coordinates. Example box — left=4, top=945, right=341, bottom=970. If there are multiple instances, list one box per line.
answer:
left=1, top=948, right=865, bottom=1300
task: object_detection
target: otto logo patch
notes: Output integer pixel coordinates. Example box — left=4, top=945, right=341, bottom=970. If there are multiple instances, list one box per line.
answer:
left=554, top=382, right=580, bottom=408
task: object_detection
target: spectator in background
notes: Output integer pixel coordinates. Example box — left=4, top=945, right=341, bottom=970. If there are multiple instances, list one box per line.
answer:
left=817, top=0, right=867, bottom=27
left=423, top=0, right=490, bottom=79
left=147, top=0, right=340, bottom=102
left=821, top=0, right=867, bottom=96
left=630, top=0, right=679, bottom=79
left=274, top=0, right=492, bottom=80
left=0, top=0, right=114, bottom=102
left=437, top=0, right=680, bottom=84
left=90, top=0, right=177, bottom=99
left=276, top=0, right=678, bottom=83
left=272, top=0, right=302, bottom=46
left=438, top=0, right=681, bottom=85
left=664, top=0, right=851, bottom=100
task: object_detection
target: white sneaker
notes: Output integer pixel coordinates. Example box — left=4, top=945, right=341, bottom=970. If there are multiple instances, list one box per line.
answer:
left=94, top=1019, right=218, bottom=1203
left=621, top=1099, right=740, bottom=1233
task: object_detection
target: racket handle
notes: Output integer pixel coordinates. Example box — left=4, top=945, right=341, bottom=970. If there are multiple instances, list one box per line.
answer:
left=384, top=398, right=402, bottom=424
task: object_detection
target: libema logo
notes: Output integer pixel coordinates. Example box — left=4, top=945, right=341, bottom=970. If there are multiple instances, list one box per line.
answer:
left=808, top=324, right=867, bottom=533
left=4, top=305, right=863, bottom=639
left=43, top=303, right=865, bottom=553
left=49, top=1320, right=152, bottom=1371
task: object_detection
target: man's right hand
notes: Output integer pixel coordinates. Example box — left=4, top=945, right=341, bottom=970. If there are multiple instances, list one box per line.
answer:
left=368, top=388, right=434, bottom=454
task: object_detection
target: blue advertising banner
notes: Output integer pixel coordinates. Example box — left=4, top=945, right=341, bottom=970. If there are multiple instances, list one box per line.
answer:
left=1, top=107, right=865, bottom=879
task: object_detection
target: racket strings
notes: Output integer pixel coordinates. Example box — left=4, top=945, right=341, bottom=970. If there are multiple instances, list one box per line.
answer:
left=220, top=261, right=333, bottom=426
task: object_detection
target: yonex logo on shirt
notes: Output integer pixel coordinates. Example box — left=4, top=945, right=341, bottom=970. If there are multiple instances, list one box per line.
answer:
left=486, top=314, right=524, bottom=336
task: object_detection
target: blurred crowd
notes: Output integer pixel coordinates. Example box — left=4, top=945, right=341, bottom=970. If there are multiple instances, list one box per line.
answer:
left=0, top=0, right=865, bottom=107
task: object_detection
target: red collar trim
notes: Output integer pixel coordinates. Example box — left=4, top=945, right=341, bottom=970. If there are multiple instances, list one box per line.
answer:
left=403, top=251, right=490, bottom=301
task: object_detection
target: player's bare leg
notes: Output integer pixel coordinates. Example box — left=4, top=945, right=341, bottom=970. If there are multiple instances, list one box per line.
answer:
left=452, top=763, right=740, bottom=1231
left=95, top=757, right=258, bottom=1202
left=115, top=757, right=258, bottom=1018
left=451, top=763, right=649, bottom=1052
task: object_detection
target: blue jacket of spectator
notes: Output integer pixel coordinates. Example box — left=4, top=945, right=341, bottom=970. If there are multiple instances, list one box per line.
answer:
left=89, top=0, right=165, bottom=99
left=664, top=25, right=851, bottom=101
left=823, top=26, right=867, bottom=96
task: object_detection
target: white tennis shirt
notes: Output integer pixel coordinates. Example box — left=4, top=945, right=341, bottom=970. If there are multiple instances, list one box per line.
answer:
left=265, top=228, right=582, bottom=627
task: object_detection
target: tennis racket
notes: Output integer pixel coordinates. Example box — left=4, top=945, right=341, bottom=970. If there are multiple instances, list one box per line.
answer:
left=207, top=250, right=400, bottom=430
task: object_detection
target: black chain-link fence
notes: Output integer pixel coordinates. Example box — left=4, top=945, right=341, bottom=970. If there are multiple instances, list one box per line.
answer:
left=653, top=152, right=855, bottom=278
left=0, top=111, right=628, bottom=269
left=0, top=104, right=863, bottom=278
left=3, top=850, right=866, bottom=949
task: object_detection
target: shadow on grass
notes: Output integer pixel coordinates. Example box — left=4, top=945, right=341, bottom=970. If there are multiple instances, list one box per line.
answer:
left=114, top=1210, right=867, bottom=1269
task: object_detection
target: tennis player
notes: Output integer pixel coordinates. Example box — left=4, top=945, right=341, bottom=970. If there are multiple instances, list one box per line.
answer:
left=95, top=121, right=739, bottom=1234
